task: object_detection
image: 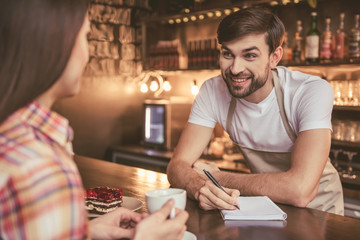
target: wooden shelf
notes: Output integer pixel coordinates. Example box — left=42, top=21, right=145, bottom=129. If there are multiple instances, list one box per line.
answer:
left=333, top=106, right=360, bottom=111
left=332, top=139, right=360, bottom=149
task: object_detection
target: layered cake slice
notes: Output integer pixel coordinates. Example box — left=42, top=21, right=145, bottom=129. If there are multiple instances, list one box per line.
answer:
left=85, top=187, right=123, bottom=215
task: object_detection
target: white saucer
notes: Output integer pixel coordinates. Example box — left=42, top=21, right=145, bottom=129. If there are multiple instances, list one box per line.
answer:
left=182, top=231, right=197, bottom=240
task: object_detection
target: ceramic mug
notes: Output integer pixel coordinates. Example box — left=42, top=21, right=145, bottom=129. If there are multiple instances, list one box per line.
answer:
left=145, top=188, right=186, bottom=218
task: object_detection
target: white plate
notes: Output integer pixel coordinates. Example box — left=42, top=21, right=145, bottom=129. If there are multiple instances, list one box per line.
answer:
left=122, top=196, right=143, bottom=211
left=182, top=231, right=197, bottom=240
left=88, top=196, right=143, bottom=218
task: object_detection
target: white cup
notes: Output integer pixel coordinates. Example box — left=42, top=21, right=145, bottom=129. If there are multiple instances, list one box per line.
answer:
left=146, top=188, right=186, bottom=218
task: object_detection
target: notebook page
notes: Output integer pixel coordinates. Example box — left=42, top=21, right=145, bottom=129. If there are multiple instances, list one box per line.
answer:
left=221, top=196, right=287, bottom=220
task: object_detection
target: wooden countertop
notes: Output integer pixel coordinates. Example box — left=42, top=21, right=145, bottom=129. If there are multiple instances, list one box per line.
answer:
left=75, top=155, right=360, bottom=240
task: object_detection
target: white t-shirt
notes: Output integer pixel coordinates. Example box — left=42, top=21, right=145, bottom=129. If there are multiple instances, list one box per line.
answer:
left=189, top=66, right=334, bottom=152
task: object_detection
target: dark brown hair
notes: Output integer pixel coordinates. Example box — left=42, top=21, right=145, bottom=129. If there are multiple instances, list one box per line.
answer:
left=0, top=0, right=89, bottom=123
left=217, top=6, right=285, bottom=55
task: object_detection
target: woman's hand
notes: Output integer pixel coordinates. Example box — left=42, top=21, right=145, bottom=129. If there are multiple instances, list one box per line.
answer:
left=134, top=199, right=189, bottom=240
left=89, top=207, right=146, bottom=240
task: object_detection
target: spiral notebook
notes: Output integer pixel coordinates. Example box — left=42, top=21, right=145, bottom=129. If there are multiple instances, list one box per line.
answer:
left=220, top=196, right=287, bottom=221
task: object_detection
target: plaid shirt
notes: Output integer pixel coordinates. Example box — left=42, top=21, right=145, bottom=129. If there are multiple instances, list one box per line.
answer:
left=0, top=102, right=89, bottom=239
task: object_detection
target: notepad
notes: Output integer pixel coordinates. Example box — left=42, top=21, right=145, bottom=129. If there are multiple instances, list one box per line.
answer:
left=220, top=196, right=287, bottom=221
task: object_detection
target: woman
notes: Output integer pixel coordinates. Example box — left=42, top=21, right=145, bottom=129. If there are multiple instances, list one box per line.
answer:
left=0, top=0, right=188, bottom=239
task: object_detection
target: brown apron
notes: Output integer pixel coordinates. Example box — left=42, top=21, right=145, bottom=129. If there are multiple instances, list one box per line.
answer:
left=225, top=71, right=344, bottom=215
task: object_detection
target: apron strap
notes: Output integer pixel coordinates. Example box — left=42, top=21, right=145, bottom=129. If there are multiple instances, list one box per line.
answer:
left=226, top=97, right=237, bottom=137
left=272, top=70, right=297, bottom=143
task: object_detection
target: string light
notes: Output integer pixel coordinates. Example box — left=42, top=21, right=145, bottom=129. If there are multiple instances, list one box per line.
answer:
left=224, top=9, right=232, bottom=15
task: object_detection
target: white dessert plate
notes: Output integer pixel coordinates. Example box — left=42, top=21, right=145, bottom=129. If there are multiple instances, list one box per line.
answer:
left=182, top=231, right=197, bottom=240
left=88, top=196, right=143, bottom=218
left=122, top=196, right=143, bottom=211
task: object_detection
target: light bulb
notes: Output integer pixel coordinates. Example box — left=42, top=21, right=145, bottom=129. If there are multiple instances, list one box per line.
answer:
left=162, top=81, right=171, bottom=91
left=207, top=12, right=214, bottom=18
left=224, top=9, right=232, bottom=15
left=140, top=83, right=148, bottom=93
left=150, top=80, right=159, bottom=92
left=191, top=85, right=199, bottom=95
left=191, top=80, right=199, bottom=95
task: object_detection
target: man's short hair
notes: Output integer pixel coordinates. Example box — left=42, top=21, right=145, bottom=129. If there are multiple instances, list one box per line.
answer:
left=217, top=6, right=285, bottom=54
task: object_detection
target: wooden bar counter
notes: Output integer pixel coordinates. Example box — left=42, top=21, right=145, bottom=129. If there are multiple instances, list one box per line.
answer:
left=75, top=155, right=360, bottom=240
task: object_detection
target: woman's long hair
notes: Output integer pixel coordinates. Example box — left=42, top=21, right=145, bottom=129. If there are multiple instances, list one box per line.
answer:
left=0, top=0, right=89, bottom=123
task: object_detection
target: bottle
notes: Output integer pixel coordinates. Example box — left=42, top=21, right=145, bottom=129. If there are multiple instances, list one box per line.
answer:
left=211, top=38, right=219, bottom=68
left=205, top=39, right=212, bottom=69
left=281, top=32, right=292, bottom=65
left=334, top=13, right=346, bottom=61
left=187, top=41, right=193, bottom=69
left=292, top=20, right=304, bottom=63
left=305, top=12, right=320, bottom=63
left=198, top=39, right=205, bottom=69
left=193, top=40, right=199, bottom=69
left=349, top=14, right=360, bottom=62
left=320, top=17, right=333, bottom=63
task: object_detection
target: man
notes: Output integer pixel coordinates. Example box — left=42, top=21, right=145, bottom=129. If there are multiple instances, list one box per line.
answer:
left=167, top=6, right=344, bottom=215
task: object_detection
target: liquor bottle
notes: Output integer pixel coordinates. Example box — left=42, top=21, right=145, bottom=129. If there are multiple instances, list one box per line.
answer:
left=320, top=17, right=333, bottom=63
left=349, top=14, right=360, bottom=62
left=210, top=38, right=219, bottom=68
left=198, top=39, right=205, bottom=69
left=334, top=13, right=346, bottom=61
left=281, top=32, right=292, bottom=65
left=187, top=41, right=193, bottom=69
left=193, top=40, right=199, bottom=69
left=292, top=20, right=304, bottom=63
left=305, top=12, right=320, bottom=63
left=194, top=40, right=200, bottom=69
left=205, top=39, right=212, bottom=69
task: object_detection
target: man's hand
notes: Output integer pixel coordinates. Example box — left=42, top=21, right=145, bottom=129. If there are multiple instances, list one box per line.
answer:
left=193, top=161, right=220, bottom=179
left=193, top=161, right=240, bottom=210
left=197, top=180, right=240, bottom=210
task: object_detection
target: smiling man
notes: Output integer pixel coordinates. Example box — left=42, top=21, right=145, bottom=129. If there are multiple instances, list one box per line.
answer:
left=166, top=6, right=344, bottom=215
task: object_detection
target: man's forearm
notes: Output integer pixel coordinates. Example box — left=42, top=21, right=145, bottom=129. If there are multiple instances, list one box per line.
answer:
left=167, top=160, right=205, bottom=200
left=215, top=170, right=317, bottom=207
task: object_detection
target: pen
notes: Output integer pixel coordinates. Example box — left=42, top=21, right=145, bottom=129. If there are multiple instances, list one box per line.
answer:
left=203, top=169, right=240, bottom=210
